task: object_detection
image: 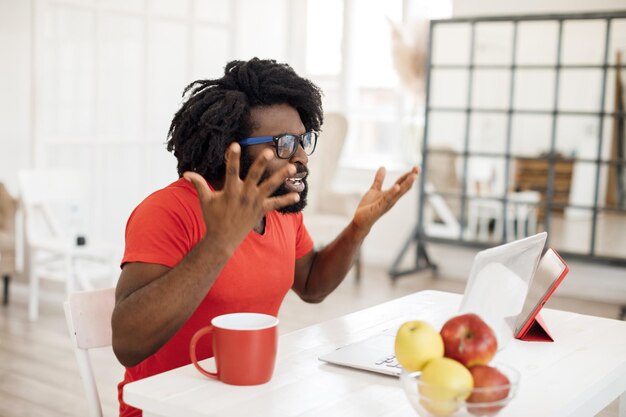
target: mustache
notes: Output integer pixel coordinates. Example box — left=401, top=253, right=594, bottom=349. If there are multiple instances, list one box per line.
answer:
left=293, top=164, right=308, bottom=177
left=263, top=163, right=308, bottom=182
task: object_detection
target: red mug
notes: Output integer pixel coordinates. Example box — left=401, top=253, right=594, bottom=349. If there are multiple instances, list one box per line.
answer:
left=189, top=313, right=279, bottom=385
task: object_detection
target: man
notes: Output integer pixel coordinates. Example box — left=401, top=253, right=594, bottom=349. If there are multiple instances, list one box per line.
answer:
left=111, top=58, right=418, bottom=417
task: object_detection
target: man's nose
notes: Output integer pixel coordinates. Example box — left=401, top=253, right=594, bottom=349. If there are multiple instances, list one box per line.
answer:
left=290, top=142, right=308, bottom=165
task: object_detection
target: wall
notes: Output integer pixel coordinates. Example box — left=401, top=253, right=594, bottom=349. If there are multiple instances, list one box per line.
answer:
left=0, top=0, right=32, bottom=195
left=1, top=0, right=623, bottom=304
left=235, top=0, right=290, bottom=62
left=0, top=0, right=414, bottom=276
left=0, top=0, right=292, bottom=254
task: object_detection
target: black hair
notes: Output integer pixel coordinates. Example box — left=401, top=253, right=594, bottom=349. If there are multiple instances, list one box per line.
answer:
left=166, top=58, right=323, bottom=182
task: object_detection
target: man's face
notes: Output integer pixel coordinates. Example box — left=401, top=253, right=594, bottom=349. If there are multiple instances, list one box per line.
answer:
left=239, top=104, right=309, bottom=213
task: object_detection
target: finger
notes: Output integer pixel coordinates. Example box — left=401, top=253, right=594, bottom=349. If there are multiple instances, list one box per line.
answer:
left=370, top=167, right=386, bottom=191
left=393, top=166, right=420, bottom=187
left=262, top=192, right=300, bottom=212
left=258, top=163, right=297, bottom=196
left=383, top=176, right=416, bottom=209
left=406, top=165, right=420, bottom=175
left=393, top=167, right=418, bottom=185
left=244, top=148, right=274, bottom=186
left=393, top=172, right=412, bottom=187
left=385, top=173, right=417, bottom=206
left=396, top=170, right=418, bottom=192
left=224, top=143, right=242, bottom=191
left=183, top=171, right=213, bottom=203
left=371, top=184, right=402, bottom=213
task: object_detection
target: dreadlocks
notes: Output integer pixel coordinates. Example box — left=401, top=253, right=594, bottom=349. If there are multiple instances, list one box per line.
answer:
left=166, top=58, right=324, bottom=182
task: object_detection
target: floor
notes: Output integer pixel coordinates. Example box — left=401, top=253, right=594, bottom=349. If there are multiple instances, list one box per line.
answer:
left=0, top=264, right=622, bottom=417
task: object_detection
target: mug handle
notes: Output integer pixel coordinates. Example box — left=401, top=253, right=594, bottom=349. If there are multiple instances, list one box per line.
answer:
left=190, top=325, right=218, bottom=379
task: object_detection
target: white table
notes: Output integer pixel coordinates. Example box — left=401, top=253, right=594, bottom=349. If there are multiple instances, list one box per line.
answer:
left=124, top=290, right=626, bottom=417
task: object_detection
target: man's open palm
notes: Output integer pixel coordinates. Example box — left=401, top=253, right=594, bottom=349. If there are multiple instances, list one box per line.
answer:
left=352, top=166, right=420, bottom=233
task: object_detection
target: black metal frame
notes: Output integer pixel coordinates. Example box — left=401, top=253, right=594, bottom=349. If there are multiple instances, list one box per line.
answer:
left=390, top=10, right=626, bottom=280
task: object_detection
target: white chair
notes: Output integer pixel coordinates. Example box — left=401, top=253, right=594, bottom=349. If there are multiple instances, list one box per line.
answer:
left=63, top=287, right=115, bottom=417
left=466, top=198, right=502, bottom=241
left=18, top=169, right=117, bottom=321
left=467, top=191, right=541, bottom=242
left=464, top=158, right=541, bottom=242
left=423, top=147, right=462, bottom=239
left=304, top=113, right=363, bottom=281
left=0, top=183, right=17, bottom=305
left=505, top=190, right=541, bottom=240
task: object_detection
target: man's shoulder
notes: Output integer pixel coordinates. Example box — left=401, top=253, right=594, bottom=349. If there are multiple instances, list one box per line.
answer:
left=133, top=178, right=198, bottom=217
left=142, top=178, right=195, bottom=205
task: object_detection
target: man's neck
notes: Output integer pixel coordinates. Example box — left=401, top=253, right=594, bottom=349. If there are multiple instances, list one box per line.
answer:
left=253, top=216, right=266, bottom=235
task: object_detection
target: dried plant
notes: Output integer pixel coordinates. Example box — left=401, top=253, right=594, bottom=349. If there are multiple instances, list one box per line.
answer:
left=389, top=17, right=431, bottom=162
left=389, top=17, right=429, bottom=106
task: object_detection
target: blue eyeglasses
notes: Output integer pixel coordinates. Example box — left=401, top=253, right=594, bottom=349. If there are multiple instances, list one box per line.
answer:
left=239, top=131, right=318, bottom=159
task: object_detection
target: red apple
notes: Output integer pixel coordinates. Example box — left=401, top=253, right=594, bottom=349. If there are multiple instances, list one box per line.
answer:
left=467, top=365, right=511, bottom=415
left=439, top=313, right=497, bottom=367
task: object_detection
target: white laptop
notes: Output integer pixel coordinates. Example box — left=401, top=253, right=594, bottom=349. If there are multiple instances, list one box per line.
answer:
left=318, top=232, right=547, bottom=377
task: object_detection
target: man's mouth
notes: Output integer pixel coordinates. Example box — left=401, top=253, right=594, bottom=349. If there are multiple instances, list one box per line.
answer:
left=284, top=172, right=307, bottom=193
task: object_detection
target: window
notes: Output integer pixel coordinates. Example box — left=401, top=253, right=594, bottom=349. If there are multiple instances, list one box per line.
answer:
left=305, top=0, right=452, bottom=170
left=34, top=0, right=235, bottom=243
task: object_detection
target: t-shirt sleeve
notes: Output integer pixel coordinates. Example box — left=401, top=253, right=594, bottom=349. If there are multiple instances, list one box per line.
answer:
left=122, top=192, right=195, bottom=268
left=294, top=212, right=314, bottom=259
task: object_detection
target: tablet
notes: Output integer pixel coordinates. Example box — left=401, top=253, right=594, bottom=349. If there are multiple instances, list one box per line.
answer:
left=458, top=232, right=547, bottom=349
left=514, top=248, right=569, bottom=338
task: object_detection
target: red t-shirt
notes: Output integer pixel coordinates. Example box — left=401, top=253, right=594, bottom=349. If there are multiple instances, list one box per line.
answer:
left=118, top=178, right=313, bottom=417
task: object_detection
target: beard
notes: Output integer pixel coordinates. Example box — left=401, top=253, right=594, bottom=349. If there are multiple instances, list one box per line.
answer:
left=239, top=150, right=308, bottom=214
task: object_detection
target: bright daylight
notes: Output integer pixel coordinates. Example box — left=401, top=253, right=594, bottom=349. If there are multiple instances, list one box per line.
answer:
left=0, top=0, right=625, bottom=416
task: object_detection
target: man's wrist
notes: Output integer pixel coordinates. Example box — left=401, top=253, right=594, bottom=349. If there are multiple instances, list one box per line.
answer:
left=348, top=219, right=371, bottom=242
left=197, top=234, right=238, bottom=260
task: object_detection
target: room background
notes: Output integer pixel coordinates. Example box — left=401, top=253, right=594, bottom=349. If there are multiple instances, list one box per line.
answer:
left=0, top=0, right=624, bottom=303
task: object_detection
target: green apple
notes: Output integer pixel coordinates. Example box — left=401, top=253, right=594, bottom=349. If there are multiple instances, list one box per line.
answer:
left=419, top=357, right=474, bottom=417
left=395, top=320, right=444, bottom=372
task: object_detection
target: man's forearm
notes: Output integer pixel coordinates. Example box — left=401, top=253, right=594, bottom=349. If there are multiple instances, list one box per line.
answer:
left=301, top=221, right=369, bottom=302
left=111, top=238, right=233, bottom=367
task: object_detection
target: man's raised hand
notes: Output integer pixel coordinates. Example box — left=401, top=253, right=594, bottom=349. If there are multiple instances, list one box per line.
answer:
left=351, top=166, right=420, bottom=235
left=183, top=143, right=300, bottom=253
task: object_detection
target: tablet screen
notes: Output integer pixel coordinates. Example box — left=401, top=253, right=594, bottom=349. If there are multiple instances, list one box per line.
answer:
left=459, top=232, right=546, bottom=348
left=514, top=248, right=567, bottom=335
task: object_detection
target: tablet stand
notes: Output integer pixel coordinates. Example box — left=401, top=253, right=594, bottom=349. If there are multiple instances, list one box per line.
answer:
left=516, top=313, right=554, bottom=342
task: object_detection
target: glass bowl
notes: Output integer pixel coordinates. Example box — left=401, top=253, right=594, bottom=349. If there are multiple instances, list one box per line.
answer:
left=400, top=363, right=520, bottom=417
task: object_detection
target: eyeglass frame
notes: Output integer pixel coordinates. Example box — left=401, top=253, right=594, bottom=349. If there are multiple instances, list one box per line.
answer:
left=238, top=131, right=318, bottom=160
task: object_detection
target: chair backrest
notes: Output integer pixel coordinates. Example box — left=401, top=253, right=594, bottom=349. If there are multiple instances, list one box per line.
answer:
left=0, top=183, right=17, bottom=274
left=0, top=183, right=17, bottom=232
left=18, top=169, right=87, bottom=243
left=64, top=287, right=116, bottom=417
left=306, top=112, right=349, bottom=213
left=317, top=112, right=348, bottom=188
